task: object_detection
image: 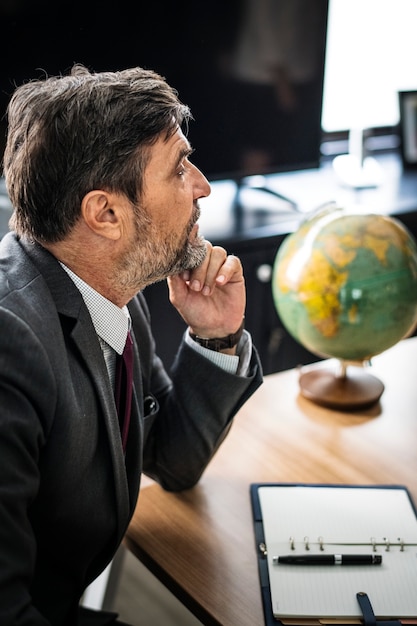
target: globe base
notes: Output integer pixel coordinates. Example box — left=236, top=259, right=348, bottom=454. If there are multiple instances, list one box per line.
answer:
left=299, top=367, right=385, bottom=411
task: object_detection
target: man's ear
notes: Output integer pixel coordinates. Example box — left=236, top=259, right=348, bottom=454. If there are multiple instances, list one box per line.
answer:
left=81, top=190, right=122, bottom=240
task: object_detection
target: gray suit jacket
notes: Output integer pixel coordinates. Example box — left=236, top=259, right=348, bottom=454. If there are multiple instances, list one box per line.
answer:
left=0, top=232, right=262, bottom=626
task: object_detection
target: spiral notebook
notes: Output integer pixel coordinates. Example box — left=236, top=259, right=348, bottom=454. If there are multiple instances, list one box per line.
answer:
left=250, top=483, right=417, bottom=625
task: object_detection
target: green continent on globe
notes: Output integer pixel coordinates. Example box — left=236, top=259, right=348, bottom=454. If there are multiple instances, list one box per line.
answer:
left=272, top=206, right=417, bottom=361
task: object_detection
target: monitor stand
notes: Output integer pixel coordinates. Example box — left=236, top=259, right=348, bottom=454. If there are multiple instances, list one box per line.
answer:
left=231, top=176, right=299, bottom=232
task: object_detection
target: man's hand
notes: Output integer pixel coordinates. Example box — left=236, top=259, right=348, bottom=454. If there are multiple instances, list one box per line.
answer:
left=167, top=241, right=246, bottom=339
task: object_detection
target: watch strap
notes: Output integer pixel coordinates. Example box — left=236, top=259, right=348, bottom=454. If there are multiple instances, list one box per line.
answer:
left=189, top=319, right=245, bottom=352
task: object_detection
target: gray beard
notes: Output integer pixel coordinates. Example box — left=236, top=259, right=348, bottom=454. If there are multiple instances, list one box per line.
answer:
left=167, top=233, right=207, bottom=274
left=117, top=203, right=207, bottom=291
left=143, top=232, right=207, bottom=286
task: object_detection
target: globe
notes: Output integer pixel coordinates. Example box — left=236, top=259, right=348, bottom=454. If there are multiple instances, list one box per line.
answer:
left=272, top=204, right=417, bottom=409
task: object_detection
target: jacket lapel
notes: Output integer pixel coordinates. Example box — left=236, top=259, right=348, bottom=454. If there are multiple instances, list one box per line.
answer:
left=121, top=331, right=143, bottom=511
left=70, top=318, right=131, bottom=527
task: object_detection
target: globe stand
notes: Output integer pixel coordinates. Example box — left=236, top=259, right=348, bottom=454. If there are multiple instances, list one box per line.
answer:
left=299, top=361, right=385, bottom=411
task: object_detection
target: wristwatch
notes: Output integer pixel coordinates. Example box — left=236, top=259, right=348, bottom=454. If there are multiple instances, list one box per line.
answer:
left=189, top=319, right=245, bottom=352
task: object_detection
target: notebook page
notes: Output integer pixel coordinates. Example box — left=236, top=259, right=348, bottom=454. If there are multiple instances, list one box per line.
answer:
left=258, top=486, right=417, bottom=619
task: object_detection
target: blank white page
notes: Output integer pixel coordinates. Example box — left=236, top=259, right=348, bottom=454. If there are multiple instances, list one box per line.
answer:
left=258, top=485, right=417, bottom=619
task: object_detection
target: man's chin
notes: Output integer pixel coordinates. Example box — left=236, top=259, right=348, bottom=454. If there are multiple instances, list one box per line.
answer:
left=185, top=238, right=207, bottom=269
left=169, top=239, right=207, bottom=276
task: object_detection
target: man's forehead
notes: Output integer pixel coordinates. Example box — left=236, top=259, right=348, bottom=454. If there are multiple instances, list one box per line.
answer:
left=154, top=127, right=190, bottom=159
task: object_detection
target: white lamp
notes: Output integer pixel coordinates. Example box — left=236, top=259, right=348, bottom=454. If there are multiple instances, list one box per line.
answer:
left=332, top=127, right=383, bottom=189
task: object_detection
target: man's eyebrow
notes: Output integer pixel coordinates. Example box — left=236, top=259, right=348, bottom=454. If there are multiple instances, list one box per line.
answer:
left=175, top=145, right=195, bottom=167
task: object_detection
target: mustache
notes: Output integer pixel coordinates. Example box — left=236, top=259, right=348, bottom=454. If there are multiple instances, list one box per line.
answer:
left=188, top=202, right=201, bottom=234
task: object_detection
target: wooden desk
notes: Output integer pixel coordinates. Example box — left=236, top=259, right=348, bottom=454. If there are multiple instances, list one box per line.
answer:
left=125, top=337, right=417, bottom=626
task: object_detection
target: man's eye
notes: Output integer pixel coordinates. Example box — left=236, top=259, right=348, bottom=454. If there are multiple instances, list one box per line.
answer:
left=178, top=160, right=188, bottom=176
left=177, top=150, right=194, bottom=176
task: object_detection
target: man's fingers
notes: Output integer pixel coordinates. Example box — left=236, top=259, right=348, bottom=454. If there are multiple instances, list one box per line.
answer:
left=214, top=254, right=243, bottom=286
left=188, top=245, right=229, bottom=295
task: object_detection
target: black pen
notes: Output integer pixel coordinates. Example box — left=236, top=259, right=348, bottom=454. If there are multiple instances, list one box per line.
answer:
left=273, top=554, right=382, bottom=565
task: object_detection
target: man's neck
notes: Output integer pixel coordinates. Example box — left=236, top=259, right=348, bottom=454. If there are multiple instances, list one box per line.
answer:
left=42, top=233, right=131, bottom=308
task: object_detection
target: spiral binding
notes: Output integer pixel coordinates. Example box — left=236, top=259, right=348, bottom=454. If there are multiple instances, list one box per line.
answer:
left=284, top=536, right=417, bottom=552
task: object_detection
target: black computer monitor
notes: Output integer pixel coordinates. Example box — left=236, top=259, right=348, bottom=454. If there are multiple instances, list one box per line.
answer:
left=0, top=0, right=329, bottom=187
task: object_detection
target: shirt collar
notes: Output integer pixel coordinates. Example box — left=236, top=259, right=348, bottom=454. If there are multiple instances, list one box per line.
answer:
left=60, top=263, right=130, bottom=355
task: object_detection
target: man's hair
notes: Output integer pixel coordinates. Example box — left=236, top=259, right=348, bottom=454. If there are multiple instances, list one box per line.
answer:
left=3, top=64, right=192, bottom=242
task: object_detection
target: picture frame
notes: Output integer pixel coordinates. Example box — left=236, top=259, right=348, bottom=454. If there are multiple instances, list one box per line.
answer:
left=398, top=90, right=417, bottom=167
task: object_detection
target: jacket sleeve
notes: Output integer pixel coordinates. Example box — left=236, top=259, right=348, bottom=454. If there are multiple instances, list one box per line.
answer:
left=131, top=293, right=263, bottom=491
left=0, top=308, right=54, bottom=625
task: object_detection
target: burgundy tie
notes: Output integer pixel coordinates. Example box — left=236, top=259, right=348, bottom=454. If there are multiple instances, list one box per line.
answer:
left=114, top=331, right=134, bottom=451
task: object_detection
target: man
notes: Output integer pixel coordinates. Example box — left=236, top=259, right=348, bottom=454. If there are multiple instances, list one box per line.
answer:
left=0, top=64, right=262, bottom=625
